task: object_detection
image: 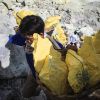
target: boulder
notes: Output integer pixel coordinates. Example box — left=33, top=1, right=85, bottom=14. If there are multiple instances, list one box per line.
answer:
left=0, top=43, right=29, bottom=79
left=0, top=3, right=8, bottom=15
left=0, top=14, right=28, bottom=79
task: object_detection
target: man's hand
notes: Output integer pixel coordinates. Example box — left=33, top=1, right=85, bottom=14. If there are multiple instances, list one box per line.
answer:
left=24, top=35, right=34, bottom=54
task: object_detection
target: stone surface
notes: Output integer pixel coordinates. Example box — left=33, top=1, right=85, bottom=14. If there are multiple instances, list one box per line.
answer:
left=2, top=0, right=13, bottom=9
left=0, top=9, right=28, bottom=78
left=0, top=43, right=29, bottom=78
left=52, top=0, right=70, bottom=4
left=0, top=3, right=8, bottom=15
left=0, top=46, right=10, bottom=68
left=0, top=14, right=16, bottom=35
left=0, top=0, right=100, bottom=100
left=0, top=0, right=2, bottom=3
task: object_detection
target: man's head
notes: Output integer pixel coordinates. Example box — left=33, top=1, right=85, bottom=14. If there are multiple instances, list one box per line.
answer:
left=74, top=30, right=77, bottom=35
left=19, top=15, right=45, bottom=37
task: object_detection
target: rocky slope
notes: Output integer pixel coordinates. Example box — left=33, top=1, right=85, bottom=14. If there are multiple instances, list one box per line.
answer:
left=0, top=0, right=100, bottom=100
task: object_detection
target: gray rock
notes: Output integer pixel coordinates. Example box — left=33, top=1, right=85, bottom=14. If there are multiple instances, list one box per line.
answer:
left=0, top=43, right=29, bottom=79
left=0, top=14, right=16, bottom=35
left=2, top=0, right=13, bottom=9
left=52, top=0, right=70, bottom=4
left=0, top=46, right=10, bottom=68
left=0, top=0, right=3, bottom=3
left=0, top=13, right=28, bottom=79
left=0, top=3, right=8, bottom=15
left=0, top=78, right=26, bottom=100
left=24, top=0, right=35, bottom=7
left=16, top=0, right=24, bottom=3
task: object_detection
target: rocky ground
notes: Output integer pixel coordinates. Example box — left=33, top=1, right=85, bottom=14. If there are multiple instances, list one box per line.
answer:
left=0, top=0, right=100, bottom=100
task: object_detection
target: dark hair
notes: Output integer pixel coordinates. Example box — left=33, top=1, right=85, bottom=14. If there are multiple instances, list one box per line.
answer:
left=74, top=30, right=77, bottom=35
left=19, top=15, right=45, bottom=36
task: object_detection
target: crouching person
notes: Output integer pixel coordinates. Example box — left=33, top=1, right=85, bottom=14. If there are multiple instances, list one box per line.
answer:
left=8, top=12, right=45, bottom=98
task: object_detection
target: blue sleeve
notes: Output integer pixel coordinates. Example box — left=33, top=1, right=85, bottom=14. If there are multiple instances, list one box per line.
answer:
left=8, top=33, right=26, bottom=46
left=54, top=39, right=64, bottom=49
